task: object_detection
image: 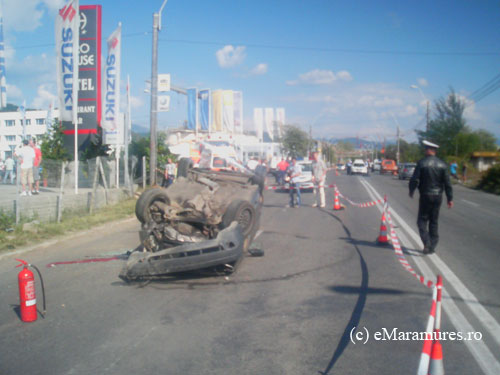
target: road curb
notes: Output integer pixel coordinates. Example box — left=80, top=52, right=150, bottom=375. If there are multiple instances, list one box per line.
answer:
left=0, top=216, right=137, bottom=261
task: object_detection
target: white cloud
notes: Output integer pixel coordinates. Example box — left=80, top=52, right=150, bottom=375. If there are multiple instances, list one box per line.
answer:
left=417, top=78, right=429, bottom=87
left=286, top=69, right=353, bottom=86
left=31, top=84, right=56, bottom=109
left=6, top=83, right=23, bottom=99
left=215, top=45, right=246, bottom=68
left=130, top=95, right=144, bottom=110
left=249, top=63, right=268, bottom=76
left=3, top=0, right=65, bottom=32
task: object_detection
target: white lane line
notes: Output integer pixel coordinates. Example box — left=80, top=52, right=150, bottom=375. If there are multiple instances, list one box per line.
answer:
left=358, top=178, right=500, bottom=374
left=394, top=226, right=500, bottom=375
left=461, top=199, right=480, bottom=207
left=360, top=178, right=500, bottom=347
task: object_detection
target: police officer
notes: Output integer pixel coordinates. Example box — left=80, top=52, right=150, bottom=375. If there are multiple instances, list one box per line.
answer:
left=409, top=141, right=453, bottom=254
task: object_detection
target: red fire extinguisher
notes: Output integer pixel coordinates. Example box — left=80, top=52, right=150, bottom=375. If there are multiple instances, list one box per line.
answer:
left=16, top=259, right=46, bottom=322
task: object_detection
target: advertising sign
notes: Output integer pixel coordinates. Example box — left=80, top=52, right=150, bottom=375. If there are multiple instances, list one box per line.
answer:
left=253, top=107, right=263, bottom=141
left=233, top=91, right=243, bottom=134
left=212, top=90, right=223, bottom=132
left=264, top=107, right=274, bottom=141
left=222, top=90, right=234, bottom=133
left=275, top=107, right=285, bottom=138
left=158, top=95, right=170, bottom=112
left=103, top=23, right=121, bottom=144
left=199, top=89, right=210, bottom=131
left=187, top=88, right=197, bottom=130
left=158, top=74, right=171, bottom=92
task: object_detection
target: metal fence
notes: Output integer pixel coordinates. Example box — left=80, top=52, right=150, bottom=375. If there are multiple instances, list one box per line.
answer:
left=0, top=156, right=144, bottom=225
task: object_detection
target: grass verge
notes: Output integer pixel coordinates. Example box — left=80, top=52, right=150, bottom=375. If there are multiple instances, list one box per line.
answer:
left=0, top=198, right=136, bottom=253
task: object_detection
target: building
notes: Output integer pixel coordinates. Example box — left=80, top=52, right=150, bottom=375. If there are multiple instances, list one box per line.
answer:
left=0, top=109, right=58, bottom=159
left=470, top=151, right=499, bottom=172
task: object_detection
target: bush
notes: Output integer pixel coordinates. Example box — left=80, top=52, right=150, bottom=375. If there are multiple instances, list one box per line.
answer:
left=477, top=164, right=500, bottom=195
left=0, top=209, right=15, bottom=231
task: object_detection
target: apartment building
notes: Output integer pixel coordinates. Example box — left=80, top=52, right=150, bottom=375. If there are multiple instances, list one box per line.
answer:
left=0, top=109, right=59, bottom=159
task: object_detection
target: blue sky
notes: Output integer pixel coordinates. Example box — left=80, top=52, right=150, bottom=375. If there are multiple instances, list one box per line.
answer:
left=3, top=0, right=500, bottom=143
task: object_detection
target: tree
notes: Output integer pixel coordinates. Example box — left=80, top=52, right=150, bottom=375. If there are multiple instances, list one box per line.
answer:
left=282, top=125, right=310, bottom=158
left=39, top=121, right=70, bottom=161
left=417, top=88, right=467, bottom=156
left=130, top=131, right=174, bottom=175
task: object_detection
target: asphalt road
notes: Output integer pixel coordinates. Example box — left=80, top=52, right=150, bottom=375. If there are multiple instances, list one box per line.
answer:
left=0, top=171, right=498, bottom=374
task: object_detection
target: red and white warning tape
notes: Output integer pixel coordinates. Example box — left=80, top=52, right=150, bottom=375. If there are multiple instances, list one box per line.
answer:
left=264, top=183, right=338, bottom=190
left=335, top=186, right=384, bottom=208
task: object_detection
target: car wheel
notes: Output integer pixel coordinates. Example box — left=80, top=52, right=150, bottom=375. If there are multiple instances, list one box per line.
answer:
left=177, top=157, right=193, bottom=178
left=222, top=200, right=256, bottom=238
left=135, top=188, right=170, bottom=224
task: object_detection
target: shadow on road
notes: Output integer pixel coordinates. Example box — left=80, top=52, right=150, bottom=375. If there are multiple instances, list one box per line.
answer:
left=318, top=208, right=369, bottom=375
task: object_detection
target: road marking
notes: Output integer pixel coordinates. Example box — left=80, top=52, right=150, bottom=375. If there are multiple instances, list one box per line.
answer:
left=462, top=199, right=480, bottom=207
left=358, top=178, right=500, bottom=374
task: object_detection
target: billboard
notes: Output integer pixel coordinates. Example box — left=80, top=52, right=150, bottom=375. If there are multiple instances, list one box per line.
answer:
left=233, top=91, right=243, bottom=134
left=222, top=90, right=234, bottom=133
left=275, top=107, right=285, bottom=138
left=58, top=4, right=102, bottom=155
left=264, top=107, right=274, bottom=141
left=158, top=95, right=170, bottom=112
left=158, top=74, right=170, bottom=92
left=0, top=2, right=7, bottom=108
left=187, top=88, right=197, bottom=130
left=253, top=107, right=263, bottom=141
left=199, top=89, right=210, bottom=131
left=103, top=23, right=121, bottom=145
left=212, top=90, right=223, bottom=132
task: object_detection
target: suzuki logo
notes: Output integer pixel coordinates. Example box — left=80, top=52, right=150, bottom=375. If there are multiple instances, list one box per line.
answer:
left=59, top=4, right=76, bottom=22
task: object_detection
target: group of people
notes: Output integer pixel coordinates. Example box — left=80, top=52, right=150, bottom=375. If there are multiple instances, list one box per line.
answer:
left=276, top=152, right=327, bottom=208
left=0, top=138, right=42, bottom=195
left=449, top=160, right=467, bottom=183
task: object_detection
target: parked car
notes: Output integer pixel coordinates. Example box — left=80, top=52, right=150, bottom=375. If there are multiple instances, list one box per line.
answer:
left=380, top=159, right=398, bottom=174
left=284, top=161, right=314, bottom=190
left=372, top=159, right=381, bottom=172
left=398, top=162, right=416, bottom=180
left=336, top=163, right=346, bottom=171
left=351, top=159, right=369, bottom=175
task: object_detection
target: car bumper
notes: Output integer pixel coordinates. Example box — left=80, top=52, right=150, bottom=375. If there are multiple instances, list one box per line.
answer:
left=119, top=222, right=244, bottom=280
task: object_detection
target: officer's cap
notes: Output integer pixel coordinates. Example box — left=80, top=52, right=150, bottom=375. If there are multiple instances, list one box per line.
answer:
left=422, top=140, right=439, bottom=149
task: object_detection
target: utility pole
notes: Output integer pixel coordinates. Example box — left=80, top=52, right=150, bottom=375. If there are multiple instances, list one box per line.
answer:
left=396, top=126, right=400, bottom=165
left=426, top=100, right=430, bottom=131
left=149, top=0, right=169, bottom=186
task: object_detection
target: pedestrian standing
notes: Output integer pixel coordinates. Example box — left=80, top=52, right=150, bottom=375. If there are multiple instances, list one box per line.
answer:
left=276, top=157, right=288, bottom=185
left=286, top=158, right=302, bottom=208
left=312, top=151, right=327, bottom=208
left=162, top=158, right=176, bottom=188
left=462, top=163, right=467, bottom=184
left=17, top=139, right=36, bottom=196
left=3, top=156, right=14, bottom=184
left=30, top=138, right=42, bottom=194
left=0, top=158, right=4, bottom=180
left=409, top=140, right=453, bottom=254
left=450, top=160, right=458, bottom=180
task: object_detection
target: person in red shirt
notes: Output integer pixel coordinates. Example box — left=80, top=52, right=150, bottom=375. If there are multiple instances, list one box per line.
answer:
left=276, top=158, right=289, bottom=185
left=30, top=138, right=42, bottom=194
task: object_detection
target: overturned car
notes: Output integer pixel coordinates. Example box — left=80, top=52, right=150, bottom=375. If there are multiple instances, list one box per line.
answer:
left=119, top=158, right=263, bottom=281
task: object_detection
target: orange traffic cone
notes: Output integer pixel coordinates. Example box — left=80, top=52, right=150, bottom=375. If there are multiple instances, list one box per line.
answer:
left=333, top=188, right=344, bottom=211
left=428, top=338, right=444, bottom=375
left=376, top=212, right=390, bottom=245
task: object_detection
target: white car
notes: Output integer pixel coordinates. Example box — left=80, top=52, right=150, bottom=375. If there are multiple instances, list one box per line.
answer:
left=284, top=161, right=314, bottom=190
left=351, top=159, right=369, bottom=175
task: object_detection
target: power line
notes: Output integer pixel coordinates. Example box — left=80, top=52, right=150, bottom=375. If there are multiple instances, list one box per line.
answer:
left=160, top=38, right=499, bottom=56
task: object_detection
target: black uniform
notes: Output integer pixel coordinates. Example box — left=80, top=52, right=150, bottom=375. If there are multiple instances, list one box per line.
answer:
left=409, top=155, right=453, bottom=253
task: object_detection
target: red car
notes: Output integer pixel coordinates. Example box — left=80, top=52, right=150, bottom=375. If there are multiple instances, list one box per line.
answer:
left=380, top=159, right=398, bottom=174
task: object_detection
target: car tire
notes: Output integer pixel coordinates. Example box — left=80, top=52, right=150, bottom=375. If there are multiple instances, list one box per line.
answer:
left=135, top=188, right=170, bottom=224
left=222, top=200, right=256, bottom=238
left=177, top=157, right=193, bottom=178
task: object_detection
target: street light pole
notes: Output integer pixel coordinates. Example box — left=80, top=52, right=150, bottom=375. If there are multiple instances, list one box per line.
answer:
left=149, top=0, right=169, bottom=186
left=410, top=84, right=430, bottom=131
